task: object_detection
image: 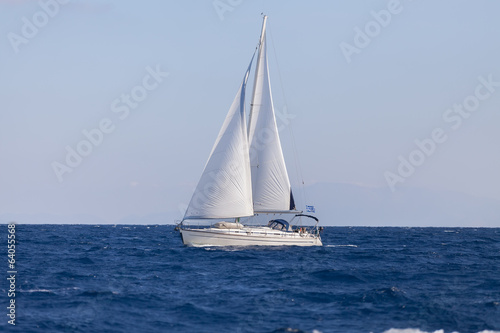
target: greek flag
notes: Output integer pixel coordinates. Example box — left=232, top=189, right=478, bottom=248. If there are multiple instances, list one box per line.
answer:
left=306, top=205, right=315, bottom=213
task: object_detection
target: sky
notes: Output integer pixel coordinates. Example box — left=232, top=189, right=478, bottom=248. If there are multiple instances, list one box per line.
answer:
left=1, top=0, right=499, bottom=226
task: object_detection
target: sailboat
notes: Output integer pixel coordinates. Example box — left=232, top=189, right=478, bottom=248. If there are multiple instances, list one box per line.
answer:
left=178, top=16, right=322, bottom=247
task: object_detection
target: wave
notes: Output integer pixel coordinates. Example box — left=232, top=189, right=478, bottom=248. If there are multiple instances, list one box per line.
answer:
left=269, top=328, right=317, bottom=333
left=310, top=269, right=364, bottom=283
left=78, top=290, right=119, bottom=297
left=22, top=289, right=54, bottom=294
left=384, top=328, right=500, bottom=333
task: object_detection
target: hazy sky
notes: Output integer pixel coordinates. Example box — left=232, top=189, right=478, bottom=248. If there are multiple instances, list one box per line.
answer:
left=1, top=0, right=499, bottom=224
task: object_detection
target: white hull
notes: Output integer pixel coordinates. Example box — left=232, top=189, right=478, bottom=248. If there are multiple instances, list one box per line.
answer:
left=180, top=227, right=322, bottom=247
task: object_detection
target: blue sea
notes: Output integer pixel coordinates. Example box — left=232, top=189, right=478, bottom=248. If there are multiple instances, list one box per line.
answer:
left=2, top=225, right=499, bottom=333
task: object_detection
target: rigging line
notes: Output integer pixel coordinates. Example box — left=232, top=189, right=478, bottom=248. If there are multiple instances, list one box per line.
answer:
left=247, top=43, right=260, bottom=132
left=267, top=22, right=308, bottom=208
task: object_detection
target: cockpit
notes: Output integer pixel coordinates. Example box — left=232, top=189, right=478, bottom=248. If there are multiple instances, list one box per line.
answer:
left=267, top=219, right=291, bottom=232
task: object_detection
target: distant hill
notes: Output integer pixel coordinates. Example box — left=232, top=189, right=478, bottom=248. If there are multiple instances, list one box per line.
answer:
left=305, top=182, right=500, bottom=227
left=0, top=213, right=108, bottom=225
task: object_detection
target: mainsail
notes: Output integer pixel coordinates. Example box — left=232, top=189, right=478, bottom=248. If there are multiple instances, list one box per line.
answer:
left=183, top=58, right=255, bottom=220
left=248, top=16, right=295, bottom=213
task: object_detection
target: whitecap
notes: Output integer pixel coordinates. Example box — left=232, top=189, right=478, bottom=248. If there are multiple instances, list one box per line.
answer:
left=201, top=246, right=218, bottom=250
left=325, top=244, right=358, bottom=247
left=383, top=329, right=445, bottom=333
left=23, top=289, right=53, bottom=293
left=383, top=329, right=500, bottom=333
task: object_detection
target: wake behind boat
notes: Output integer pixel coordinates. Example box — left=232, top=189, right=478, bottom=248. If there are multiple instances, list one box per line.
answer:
left=178, top=16, right=322, bottom=247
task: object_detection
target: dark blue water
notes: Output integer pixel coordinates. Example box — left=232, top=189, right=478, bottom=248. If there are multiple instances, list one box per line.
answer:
left=1, top=225, right=499, bottom=333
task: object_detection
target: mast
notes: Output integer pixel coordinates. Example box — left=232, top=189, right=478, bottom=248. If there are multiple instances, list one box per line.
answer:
left=248, top=15, right=267, bottom=134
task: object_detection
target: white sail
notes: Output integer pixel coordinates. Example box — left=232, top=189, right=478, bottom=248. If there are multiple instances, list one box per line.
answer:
left=248, top=16, right=295, bottom=213
left=184, top=61, right=254, bottom=220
